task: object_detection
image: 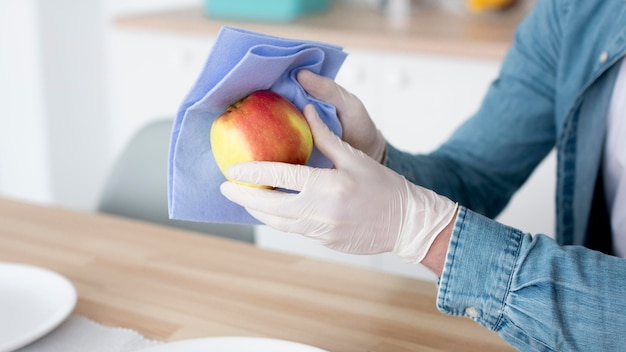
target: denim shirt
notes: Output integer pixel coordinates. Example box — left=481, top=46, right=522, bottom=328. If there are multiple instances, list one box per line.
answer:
left=384, top=0, right=626, bottom=350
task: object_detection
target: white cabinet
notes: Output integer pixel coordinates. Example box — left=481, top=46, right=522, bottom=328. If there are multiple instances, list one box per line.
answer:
left=338, top=49, right=556, bottom=237
left=106, top=28, right=214, bottom=161
left=109, top=30, right=556, bottom=281
left=257, top=48, right=556, bottom=281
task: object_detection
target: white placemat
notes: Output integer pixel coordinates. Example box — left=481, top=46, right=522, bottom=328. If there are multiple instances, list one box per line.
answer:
left=16, top=315, right=162, bottom=352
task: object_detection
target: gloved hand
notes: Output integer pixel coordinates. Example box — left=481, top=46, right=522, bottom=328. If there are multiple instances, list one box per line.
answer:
left=297, top=70, right=387, bottom=163
left=220, top=104, right=458, bottom=263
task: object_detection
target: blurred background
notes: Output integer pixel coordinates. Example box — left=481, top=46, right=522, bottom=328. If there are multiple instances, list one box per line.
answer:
left=1, top=0, right=546, bottom=280
left=0, top=0, right=383, bottom=211
left=2, top=0, right=199, bottom=210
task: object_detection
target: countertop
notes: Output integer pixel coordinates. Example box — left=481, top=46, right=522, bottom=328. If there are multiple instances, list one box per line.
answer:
left=114, top=2, right=533, bottom=60
left=0, top=196, right=516, bottom=351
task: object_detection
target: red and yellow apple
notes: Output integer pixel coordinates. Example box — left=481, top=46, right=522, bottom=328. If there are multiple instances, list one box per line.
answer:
left=210, top=90, right=313, bottom=186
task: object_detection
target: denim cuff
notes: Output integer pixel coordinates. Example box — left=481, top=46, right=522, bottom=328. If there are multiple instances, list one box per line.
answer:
left=437, top=206, right=523, bottom=330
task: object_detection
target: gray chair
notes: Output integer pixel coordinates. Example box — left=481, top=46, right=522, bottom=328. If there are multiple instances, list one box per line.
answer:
left=98, top=118, right=255, bottom=243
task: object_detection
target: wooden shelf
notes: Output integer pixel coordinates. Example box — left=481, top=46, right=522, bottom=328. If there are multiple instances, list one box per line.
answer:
left=114, top=3, right=532, bottom=60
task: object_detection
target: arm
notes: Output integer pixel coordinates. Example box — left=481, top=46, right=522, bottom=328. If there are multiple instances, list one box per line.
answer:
left=416, top=2, right=626, bottom=349
left=432, top=206, right=626, bottom=351
left=221, top=0, right=626, bottom=350
left=222, top=121, right=626, bottom=351
left=384, top=0, right=563, bottom=218
left=420, top=211, right=453, bottom=276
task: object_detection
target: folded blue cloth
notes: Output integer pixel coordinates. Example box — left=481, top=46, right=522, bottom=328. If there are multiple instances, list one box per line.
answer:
left=168, top=26, right=347, bottom=224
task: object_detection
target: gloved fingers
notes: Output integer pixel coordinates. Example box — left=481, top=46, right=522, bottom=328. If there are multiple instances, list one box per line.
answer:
left=244, top=207, right=320, bottom=236
left=220, top=181, right=299, bottom=216
left=245, top=208, right=345, bottom=250
left=303, top=104, right=369, bottom=168
left=297, top=70, right=352, bottom=110
left=297, top=70, right=386, bottom=162
left=226, top=161, right=315, bottom=191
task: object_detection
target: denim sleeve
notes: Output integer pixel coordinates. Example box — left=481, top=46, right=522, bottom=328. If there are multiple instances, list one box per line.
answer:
left=383, top=0, right=566, bottom=219
left=439, top=206, right=626, bottom=351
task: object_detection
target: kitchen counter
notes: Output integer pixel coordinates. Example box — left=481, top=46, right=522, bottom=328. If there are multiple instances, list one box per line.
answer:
left=114, top=2, right=533, bottom=60
left=0, top=196, right=516, bottom=351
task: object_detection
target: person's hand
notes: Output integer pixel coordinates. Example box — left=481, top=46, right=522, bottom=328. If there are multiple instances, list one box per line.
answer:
left=297, top=70, right=387, bottom=163
left=220, top=104, right=458, bottom=263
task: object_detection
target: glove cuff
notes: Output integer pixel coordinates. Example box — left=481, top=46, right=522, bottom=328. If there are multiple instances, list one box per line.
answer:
left=368, top=129, right=388, bottom=164
left=393, top=184, right=458, bottom=264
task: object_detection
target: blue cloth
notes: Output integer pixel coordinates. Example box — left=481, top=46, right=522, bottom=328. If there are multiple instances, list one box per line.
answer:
left=385, top=0, right=626, bottom=349
left=168, top=26, right=347, bottom=224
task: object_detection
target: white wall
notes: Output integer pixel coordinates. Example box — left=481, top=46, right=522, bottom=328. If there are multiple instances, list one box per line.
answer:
left=0, top=0, right=52, bottom=205
left=0, top=0, right=112, bottom=209
left=0, top=0, right=199, bottom=210
left=37, top=0, right=111, bottom=210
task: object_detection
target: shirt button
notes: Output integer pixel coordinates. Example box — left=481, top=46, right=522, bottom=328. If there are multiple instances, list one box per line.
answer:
left=599, top=51, right=609, bottom=63
left=465, top=307, right=479, bottom=318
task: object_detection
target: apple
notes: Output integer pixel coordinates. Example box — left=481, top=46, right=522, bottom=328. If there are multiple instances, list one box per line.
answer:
left=210, top=90, right=313, bottom=187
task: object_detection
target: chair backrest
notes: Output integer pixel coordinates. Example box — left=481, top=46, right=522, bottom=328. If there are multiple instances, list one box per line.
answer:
left=97, top=119, right=255, bottom=243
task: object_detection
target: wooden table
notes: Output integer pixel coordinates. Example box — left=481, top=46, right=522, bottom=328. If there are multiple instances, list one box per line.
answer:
left=0, top=197, right=514, bottom=351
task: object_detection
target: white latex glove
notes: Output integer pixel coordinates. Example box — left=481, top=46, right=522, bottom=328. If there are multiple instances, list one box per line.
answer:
left=297, top=70, right=387, bottom=163
left=220, top=105, right=458, bottom=263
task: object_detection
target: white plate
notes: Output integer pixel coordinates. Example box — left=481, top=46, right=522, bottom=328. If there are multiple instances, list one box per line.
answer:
left=0, top=262, right=77, bottom=352
left=135, top=337, right=328, bottom=352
